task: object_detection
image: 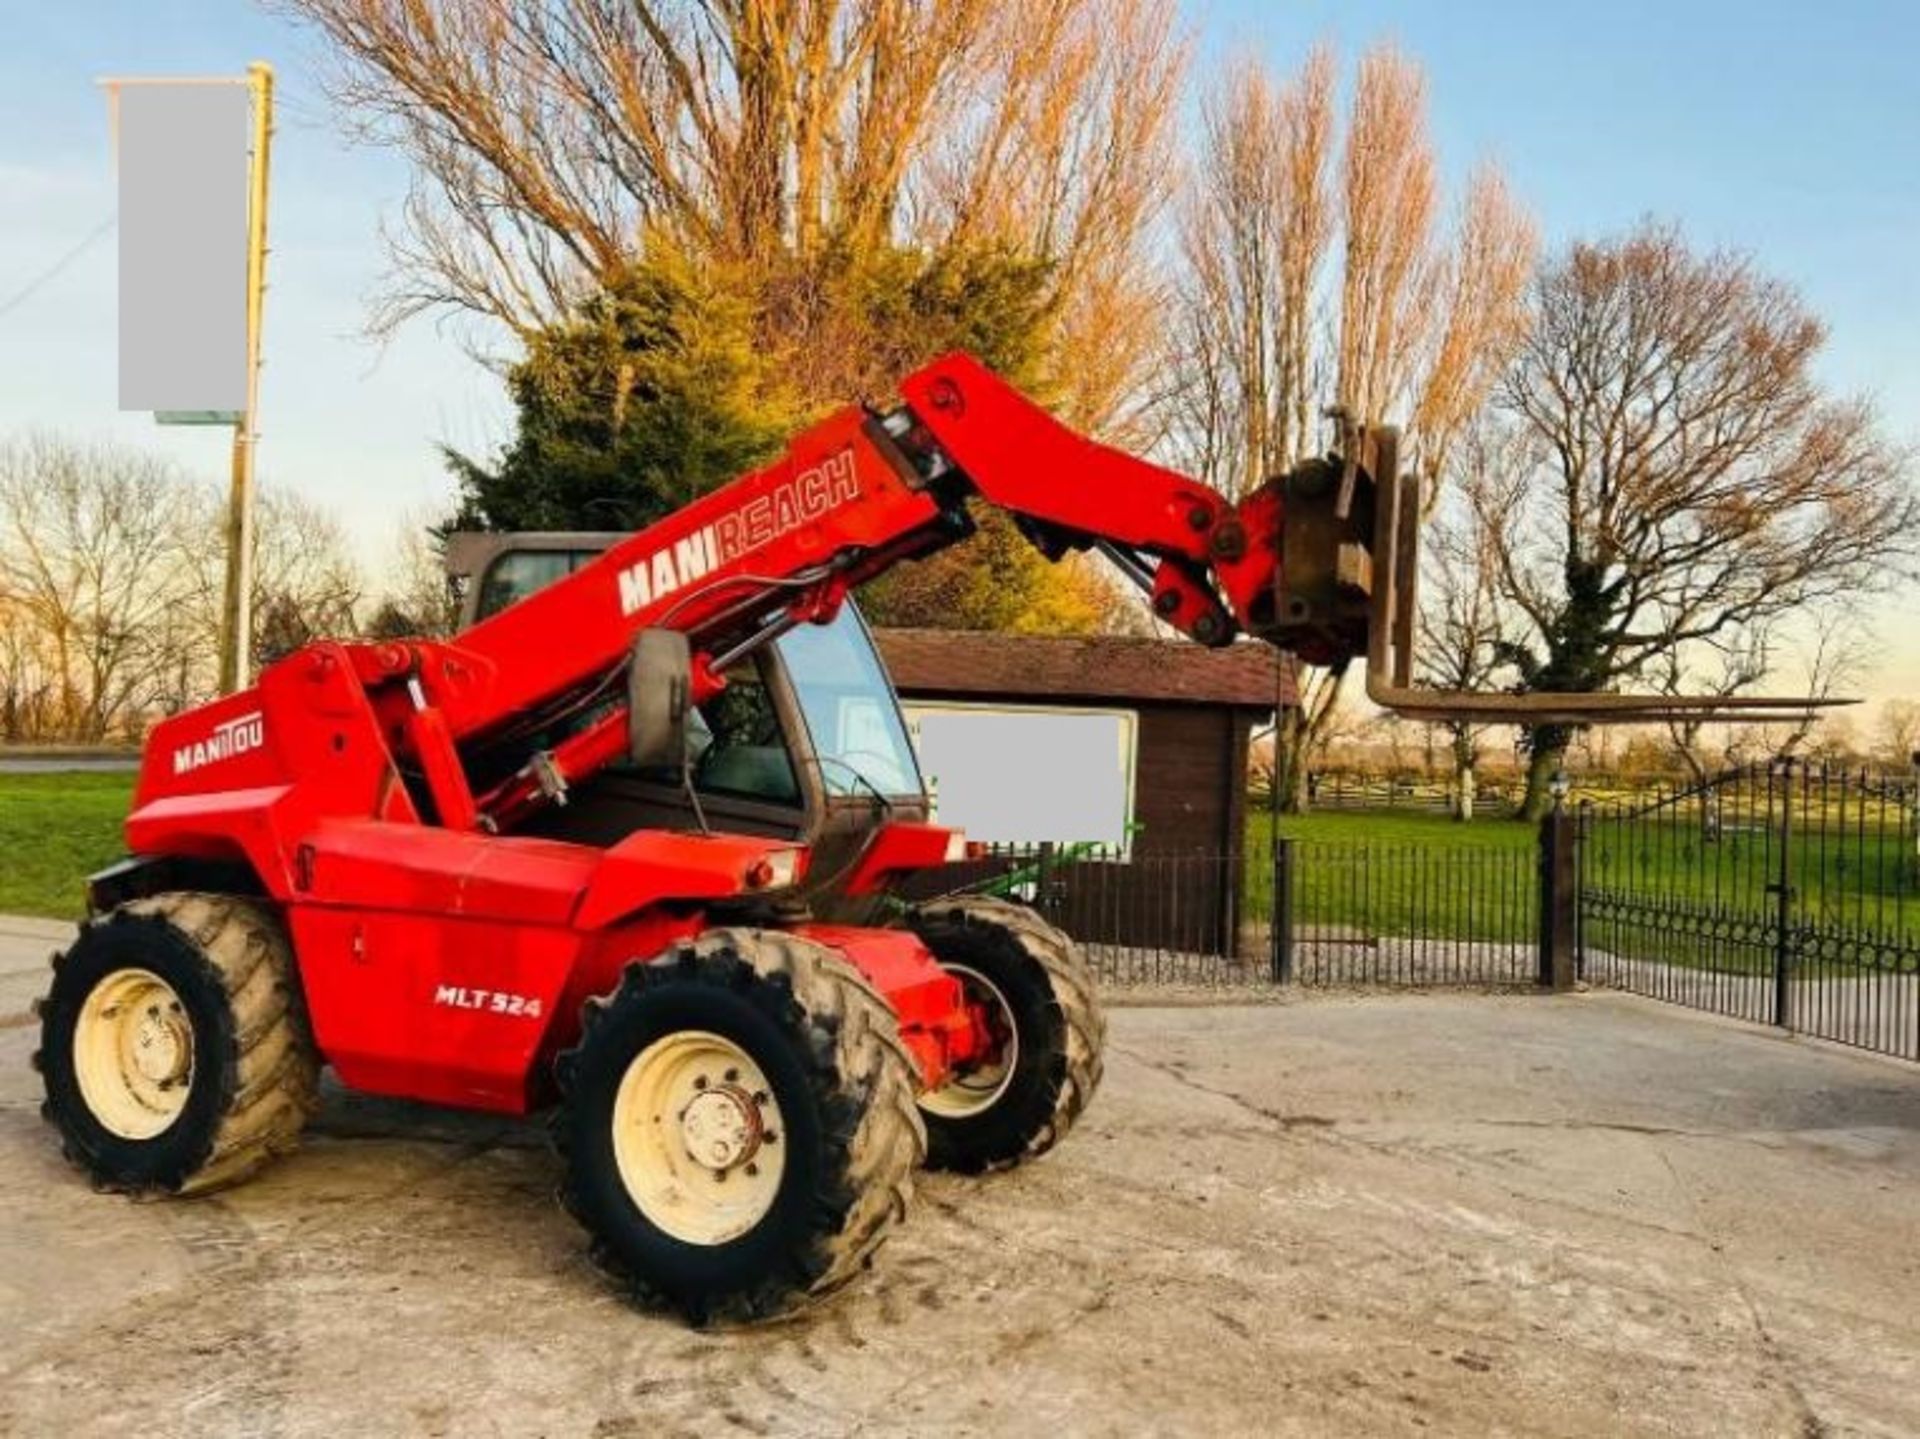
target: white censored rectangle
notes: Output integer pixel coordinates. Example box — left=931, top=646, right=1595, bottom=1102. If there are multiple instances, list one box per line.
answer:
left=117, top=83, right=249, bottom=413
left=905, top=702, right=1138, bottom=851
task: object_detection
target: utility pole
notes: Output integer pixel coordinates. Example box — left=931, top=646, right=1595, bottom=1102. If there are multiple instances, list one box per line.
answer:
left=217, top=61, right=273, bottom=695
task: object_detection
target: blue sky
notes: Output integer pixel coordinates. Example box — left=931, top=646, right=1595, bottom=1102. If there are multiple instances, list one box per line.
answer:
left=1, top=1, right=1916, bottom=701
left=1199, top=0, right=1920, bottom=423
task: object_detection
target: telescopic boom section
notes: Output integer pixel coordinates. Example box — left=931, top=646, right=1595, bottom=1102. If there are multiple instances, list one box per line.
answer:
left=354, top=352, right=1840, bottom=830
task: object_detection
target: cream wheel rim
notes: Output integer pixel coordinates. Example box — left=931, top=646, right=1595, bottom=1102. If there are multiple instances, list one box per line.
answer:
left=921, top=964, right=1019, bottom=1119
left=73, top=968, right=194, bottom=1140
left=613, top=1030, right=786, bottom=1246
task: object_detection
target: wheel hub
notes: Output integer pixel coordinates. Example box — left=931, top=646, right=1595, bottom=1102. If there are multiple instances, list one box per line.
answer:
left=130, top=1008, right=189, bottom=1085
left=679, top=1086, right=762, bottom=1171
left=922, top=963, right=1019, bottom=1119
left=612, top=1030, right=788, bottom=1246
left=75, top=968, right=194, bottom=1140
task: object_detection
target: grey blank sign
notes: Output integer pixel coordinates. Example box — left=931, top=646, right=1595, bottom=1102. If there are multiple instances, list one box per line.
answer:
left=907, top=705, right=1136, bottom=849
left=118, top=84, right=248, bottom=413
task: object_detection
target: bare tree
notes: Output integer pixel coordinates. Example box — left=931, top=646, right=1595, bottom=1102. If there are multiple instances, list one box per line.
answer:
left=365, top=513, right=463, bottom=640
left=1335, top=46, right=1437, bottom=428
left=1878, top=699, right=1920, bottom=772
left=1661, top=605, right=1866, bottom=782
left=1170, top=49, right=1335, bottom=495
left=0, top=436, right=193, bottom=741
left=0, top=431, right=375, bottom=740
left=1654, top=633, right=1773, bottom=789
left=0, top=588, right=57, bottom=741
left=1647, top=607, right=1866, bottom=840
left=1409, top=167, right=1537, bottom=486
left=1166, top=43, right=1535, bottom=810
left=925, top=0, right=1184, bottom=433
left=1802, top=711, right=1863, bottom=768
left=1485, top=223, right=1920, bottom=817
left=284, top=0, right=1183, bottom=433
left=1418, top=426, right=1524, bottom=819
left=172, top=486, right=363, bottom=676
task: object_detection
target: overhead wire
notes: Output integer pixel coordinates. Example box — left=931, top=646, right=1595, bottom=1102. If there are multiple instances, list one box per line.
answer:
left=0, top=216, right=116, bottom=323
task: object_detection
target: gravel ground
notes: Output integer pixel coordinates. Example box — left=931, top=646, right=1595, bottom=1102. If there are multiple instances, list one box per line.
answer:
left=2, top=915, right=1917, bottom=1437
left=1089, top=938, right=1539, bottom=991
left=1092, top=936, right=1920, bottom=1060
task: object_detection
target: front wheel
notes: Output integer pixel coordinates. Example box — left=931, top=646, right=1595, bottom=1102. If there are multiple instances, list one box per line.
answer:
left=553, top=929, right=925, bottom=1325
left=33, top=893, right=320, bottom=1196
left=905, top=896, right=1105, bottom=1173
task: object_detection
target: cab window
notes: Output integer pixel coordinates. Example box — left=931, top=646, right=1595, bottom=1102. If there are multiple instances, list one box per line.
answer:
left=476, top=550, right=597, bottom=621
left=686, top=665, right=801, bottom=806
left=778, top=611, right=922, bottom=798
left=625, top=658, right=801, bottom=807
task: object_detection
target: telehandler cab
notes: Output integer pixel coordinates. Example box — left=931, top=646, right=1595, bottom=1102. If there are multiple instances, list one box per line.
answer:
left=32, top=353, right=1833, bottom=1322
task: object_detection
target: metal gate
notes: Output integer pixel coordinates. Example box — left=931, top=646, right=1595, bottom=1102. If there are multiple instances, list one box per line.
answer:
left=1578, top=763, right=1920, bottom=1061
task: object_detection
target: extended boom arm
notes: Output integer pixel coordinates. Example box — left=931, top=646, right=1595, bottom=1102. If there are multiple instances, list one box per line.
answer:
left=352, top=353, right=1839, bottom=831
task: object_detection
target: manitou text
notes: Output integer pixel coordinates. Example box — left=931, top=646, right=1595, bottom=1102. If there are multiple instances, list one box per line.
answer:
left=172, top=711, right=265, bottom=776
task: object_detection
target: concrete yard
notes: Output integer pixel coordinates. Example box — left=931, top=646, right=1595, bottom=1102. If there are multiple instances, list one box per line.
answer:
left=2, top=913, right=1917, bottom=1437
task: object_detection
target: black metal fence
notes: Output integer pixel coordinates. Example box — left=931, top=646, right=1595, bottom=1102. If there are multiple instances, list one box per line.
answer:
left=908, top=764, right=1920, bottom=1064
left=1280, top=841, right=1540, bottom=986
left=916, top=837, right=1541, bottom=990
left=908, top=844, right=1267, bottom=987
left=1578, top=763, right=1920, bottom=1061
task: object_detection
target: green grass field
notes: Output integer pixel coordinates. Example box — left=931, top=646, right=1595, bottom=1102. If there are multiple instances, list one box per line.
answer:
left=0, top=773, right=137, bottom=919
left=1242, top=811, right=1541, bottom=942
left=1240, top=806, right=1920, bottom=962
left=1258, top=810, right=1538, bottom=852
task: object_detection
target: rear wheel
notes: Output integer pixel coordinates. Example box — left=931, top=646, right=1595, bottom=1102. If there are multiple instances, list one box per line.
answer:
left=554, top=928, right=925, bottom=1324
left=905, top=896, right=1104, bottom=1173
left=33, top=893, right=321, bottom=1196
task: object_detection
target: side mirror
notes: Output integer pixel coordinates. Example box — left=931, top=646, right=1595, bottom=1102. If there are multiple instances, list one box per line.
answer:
left=628, top=629, right=692, bottom=771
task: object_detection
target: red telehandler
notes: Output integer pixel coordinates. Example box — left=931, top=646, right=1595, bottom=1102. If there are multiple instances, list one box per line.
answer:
left=31, top=354, right=1829, bottom=1322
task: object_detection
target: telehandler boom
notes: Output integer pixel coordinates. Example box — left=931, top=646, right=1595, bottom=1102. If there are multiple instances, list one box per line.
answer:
left=32, top=353, right=1833, bottom=1322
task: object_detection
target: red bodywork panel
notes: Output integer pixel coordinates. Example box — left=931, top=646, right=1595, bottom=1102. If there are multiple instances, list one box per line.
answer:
left=790, top=924, right=979, bottom=1087
left=837, top=822, right=958, bottom=896
left=267, top=823, right=973, bottom=1113
left=267, top=822, right=829, bottom=1112
left=290, top=908, right=966, bottom=1114
left=118, top=352, right=1287, bottom=1117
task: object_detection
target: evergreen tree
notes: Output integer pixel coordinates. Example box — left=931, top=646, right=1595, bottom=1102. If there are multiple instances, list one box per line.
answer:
left=448, top=240, right=1116, bottom=633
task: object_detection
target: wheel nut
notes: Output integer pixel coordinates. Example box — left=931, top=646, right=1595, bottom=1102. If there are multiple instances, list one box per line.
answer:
left=724, top=1067, right=739, bottom=1082
left=752, top=1090, right=769, bottom=1106
left=764, top=1130, right=778, bottom=1145
left=693, top=1075, right=708, bottom=1089
left=745, top=1163, right=759, bottom=1177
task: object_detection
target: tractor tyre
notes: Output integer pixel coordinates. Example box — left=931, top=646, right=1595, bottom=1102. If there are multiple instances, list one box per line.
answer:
left=904, top=895, right=1105, bottom=1174
left=33, top=893, right=321, bottom=1197
left=553, top=928, right=926, bottom=1325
